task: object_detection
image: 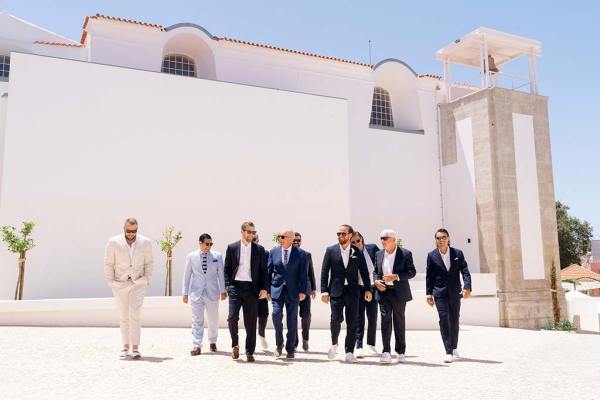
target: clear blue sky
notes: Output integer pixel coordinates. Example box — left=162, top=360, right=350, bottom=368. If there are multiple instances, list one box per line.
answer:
left=2, top=0, right=598, bottom=237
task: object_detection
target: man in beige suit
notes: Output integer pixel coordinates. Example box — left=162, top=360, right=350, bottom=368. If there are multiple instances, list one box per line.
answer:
left=104, top=218, right=154, bottom=359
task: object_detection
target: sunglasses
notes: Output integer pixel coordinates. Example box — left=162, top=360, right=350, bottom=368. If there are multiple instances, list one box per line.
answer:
left=293, top=239, right=301, bottom=243
left=244, top=230, right=257, bottom=235
left=435, top=236, right=448, bottom=240
left=336, top=232, right=349, bottom=237
left=351, top=240, right=362, bottom=244
left=202, top=242, right=214, bottom=246
left=126, top=230, right=137, bottom=234
left=380, top=236, right=390, bottom=241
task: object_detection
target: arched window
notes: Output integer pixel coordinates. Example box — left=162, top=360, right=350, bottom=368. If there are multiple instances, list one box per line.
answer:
left=161, top=54, right=196, bottom=77
left=369, top=87, right=394, bottom=127
left=0, top=55, right=9, bottom=79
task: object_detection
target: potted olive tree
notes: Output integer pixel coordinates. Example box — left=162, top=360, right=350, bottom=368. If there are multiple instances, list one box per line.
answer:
left=157, top=226, right=182, bottom=296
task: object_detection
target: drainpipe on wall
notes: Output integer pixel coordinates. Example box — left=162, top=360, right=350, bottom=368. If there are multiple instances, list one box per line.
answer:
left=435, top=86, right=445, bottom=228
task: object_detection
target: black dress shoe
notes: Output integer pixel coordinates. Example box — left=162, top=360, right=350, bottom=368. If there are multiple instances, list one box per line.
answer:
left=286, top=352, right=295, bottom=359
left=246, top=354, right=255, bottom=362
left=302, top=340, right=309, bottom=351
left=275, top=344, right=283, bottom=357
left=210, top=343, right=217, bottom=352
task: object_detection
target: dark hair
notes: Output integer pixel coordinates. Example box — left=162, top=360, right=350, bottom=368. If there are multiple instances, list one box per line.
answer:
left=352, top=231, right=364, bottom=241
left=294, top=232, right=302, bottom=238
left=124, top=217, right=138, bottom=226
left=435, top=228, right=450, bottom=238
left=199, top=233, right=212, bottom=243
left=241, top=221, right=255, bottom=231
left=339, top=224, right=354, bottom=234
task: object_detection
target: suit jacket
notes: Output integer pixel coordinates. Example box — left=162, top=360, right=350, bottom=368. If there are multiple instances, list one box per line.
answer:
left=304, top=250, right=316, bottom=293
left=426, top=247, right=472, bottom=299
left=364, top=244, right=379, bottom=264
left=224, top=240, right=268, bottom=294
left=267, top=246, right=308, bottom=301
left=182, top=250, right=225, bottom=302
left=320, top=244, right=372, bottom=298
left=104, top=234, right=154, bottom=288
left=373, top=246, right=416, bottom=302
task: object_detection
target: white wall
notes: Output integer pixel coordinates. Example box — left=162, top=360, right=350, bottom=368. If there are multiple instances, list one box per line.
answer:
left=0, top=53, right=351, bottom=299
left=513, top=113, right=545, bottom=280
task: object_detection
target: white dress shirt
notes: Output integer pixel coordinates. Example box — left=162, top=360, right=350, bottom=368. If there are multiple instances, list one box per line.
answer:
left=382, top=248, right=397, bottom=286
left=439, top=248, right=451, bottom=271
left=340, top=244, right=350, bottom=285
left=235, top=241, right=252, bottom=281
left=126, top=240, right=136, bottom=266
left=358, top=247, right=375, bottom=286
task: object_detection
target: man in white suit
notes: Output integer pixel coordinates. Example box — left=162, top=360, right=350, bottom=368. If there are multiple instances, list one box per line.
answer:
left=182, top=233, right=227, bottom=356
left=104, top=218, right=154, bottom=360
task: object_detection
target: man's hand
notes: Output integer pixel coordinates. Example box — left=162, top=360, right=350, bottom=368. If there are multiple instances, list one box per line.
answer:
left=321, top=294, right=330, bottom=304
left=383, top=274, right=398, bottom=283
left=220, top=292, right=227, bottom=301
left=427, top=297, right=434, bottom=307
left=311, top=290, right=317, bottom=300
left=463, top=289, right=471, bottom=299
left=258, top=290, right=268, bottom=299
left=364, top=291, right=373, bottom=302
left=374, top=280, right=387, bottom=292
left=299, top=293, right=306, bottom=301
left=182, top=295, right=188, bottom=304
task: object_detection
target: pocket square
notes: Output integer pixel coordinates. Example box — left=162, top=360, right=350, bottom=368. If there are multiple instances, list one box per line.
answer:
left=454, top=257, right=459, bottom=260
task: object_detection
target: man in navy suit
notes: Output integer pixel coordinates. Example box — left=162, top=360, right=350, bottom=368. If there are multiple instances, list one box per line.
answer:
left=351, top=231, right=379, bottom=358
left=293, top=232, right=316, bottom=352
left=224, top=221, right=268, bottom=362
left=426, top=228, right=472, bottom=363
left=374, top=229, right=416, bottom=363
left=267, top=229, right=308, bottom=359
left=321, top=224, right=372, bottom=363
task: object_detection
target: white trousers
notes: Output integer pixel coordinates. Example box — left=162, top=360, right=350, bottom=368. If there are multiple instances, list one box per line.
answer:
left=191, top=297, right=220, bottom=346
left=112, top=282, right=147, bottom=346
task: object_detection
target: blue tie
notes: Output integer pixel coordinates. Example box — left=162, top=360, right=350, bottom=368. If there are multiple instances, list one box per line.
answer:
left=283, top=249, right=289, bottom=266
left=202, top=253, right=207, bottom=274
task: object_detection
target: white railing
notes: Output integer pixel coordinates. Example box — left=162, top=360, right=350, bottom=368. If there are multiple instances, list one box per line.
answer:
left=448, top=72, right=532, bottom=101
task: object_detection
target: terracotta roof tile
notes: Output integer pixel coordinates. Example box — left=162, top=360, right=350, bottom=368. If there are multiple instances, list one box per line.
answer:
left=418, top=73, right=442, bottom=80
left=86, top=13, right=164, bottom=30
left=561, top=264, right=600, bottom=282
left=33, top=40, right=83, bottom=48
left=216, top=36, right=373, bottom=68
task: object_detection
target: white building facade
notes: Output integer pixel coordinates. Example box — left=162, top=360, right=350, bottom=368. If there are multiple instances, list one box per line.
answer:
left=0, top=13, right=561, bottom=328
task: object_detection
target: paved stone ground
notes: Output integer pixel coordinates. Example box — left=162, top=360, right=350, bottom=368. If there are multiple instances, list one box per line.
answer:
left=1, top=326, right=598, bottom=400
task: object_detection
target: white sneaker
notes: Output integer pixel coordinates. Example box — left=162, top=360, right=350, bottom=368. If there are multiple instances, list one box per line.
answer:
left=366, top=345, right=378, bottom=356
left=345, top=352, right=358, bottom=363
left=452, top=349, right=460, bottom=359
left=327, top=345, right=338, bottom=360
left=131, top=349, right=141, bottom=359
left=259, top=335, right=269, bottom=351
left=380, top=352, right=392, bottom=363
left=356, top=348, right=365, bottom=359
left=396, top=353, right=406, bottom=363
left=119, top=348, right=129, bottom=360
left=444, top=353, right=454, bottom=363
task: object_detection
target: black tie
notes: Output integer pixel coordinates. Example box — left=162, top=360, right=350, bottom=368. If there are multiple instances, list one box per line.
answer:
left=202, top=253, right=208, bottom=274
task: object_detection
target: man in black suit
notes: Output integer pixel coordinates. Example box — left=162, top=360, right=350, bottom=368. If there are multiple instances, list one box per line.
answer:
left=224, top=221, right=268, bottom=362
left=293, top=232, right=316, bottom=351
left=374, top=229, right=416, bottom=364
left=426, top=228, right=472, bottom=363
left=321, top=224, right=372, bottom=363
left=351, top=231, right=379, bottom=358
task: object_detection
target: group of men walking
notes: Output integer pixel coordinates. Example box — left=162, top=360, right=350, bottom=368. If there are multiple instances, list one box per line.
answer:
left=103, top=218, right=472, bottom=364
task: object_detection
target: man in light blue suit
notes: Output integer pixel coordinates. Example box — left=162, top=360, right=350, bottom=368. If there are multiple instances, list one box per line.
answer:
left=182, top=233, right=227, bottom=356
left=267, top=229, right=308, bottom=359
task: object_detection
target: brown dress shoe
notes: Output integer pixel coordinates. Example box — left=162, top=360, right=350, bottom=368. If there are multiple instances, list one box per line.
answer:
left=232, top=346, right=240, bottom=359
left=210, top=343, right=217, bottom=352
left=246, top=354, right=255, bottom=362
left=190, top=347, right=201, bottom=356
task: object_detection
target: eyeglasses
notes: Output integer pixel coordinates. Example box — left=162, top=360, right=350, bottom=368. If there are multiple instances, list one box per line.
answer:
left=244, top=230, right=257, bottom=235
left=380, top=236, right=390, bottom=241
left=336, top=232, right=349, bottom=237
left=126, top=230, right=137, bottom=234
left=435, top=236, right=448, bottom=240
left=202, top=242, right=214, bottom=246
